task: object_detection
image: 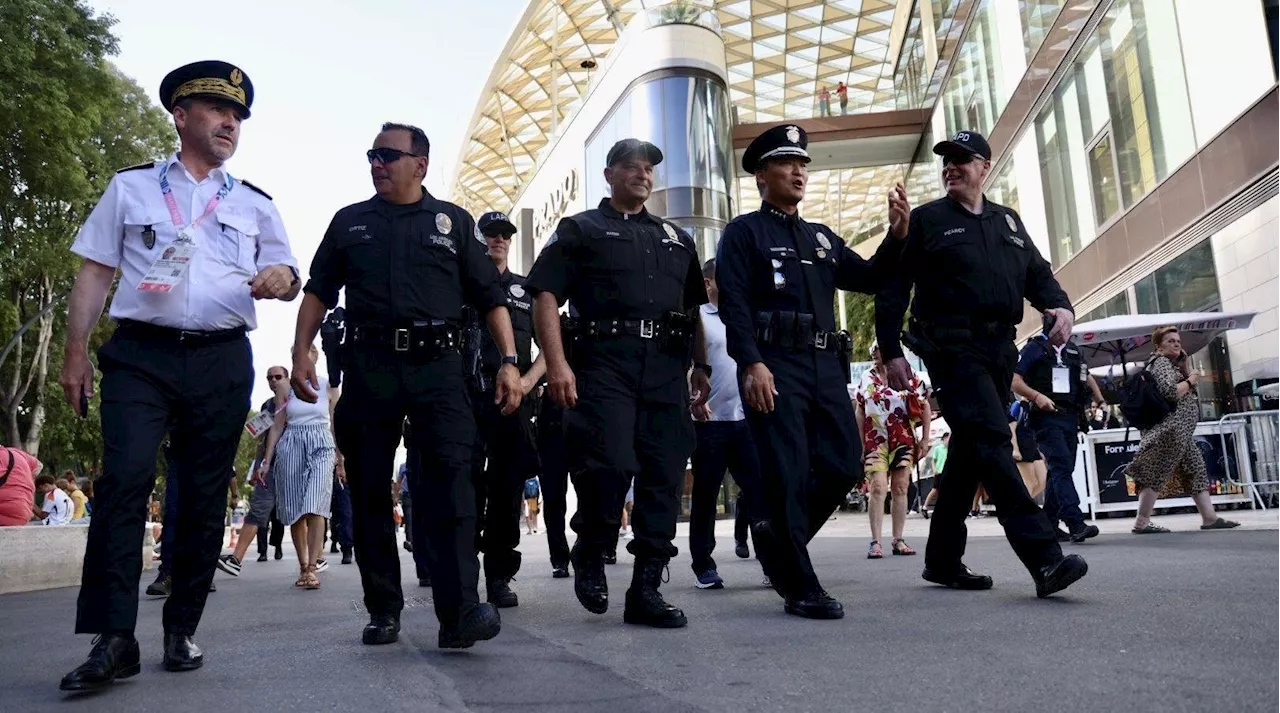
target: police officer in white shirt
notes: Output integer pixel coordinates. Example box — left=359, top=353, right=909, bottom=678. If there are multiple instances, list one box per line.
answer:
left=688, top=258, right=767, bottom=590
left=57, top=61, right=299, bottom=693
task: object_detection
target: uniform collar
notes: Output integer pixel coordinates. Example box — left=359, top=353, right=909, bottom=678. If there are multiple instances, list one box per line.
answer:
left=166, top=152, right=229, bottom=186
left=701, top=302, right=719, bottom=316
left=598, top=197, right=659, bottom=223
left=944, top=192, right=999, bottom=218
left=760, top=200, right=801, bottom=223
left=364, top=186, right=441, bottom=214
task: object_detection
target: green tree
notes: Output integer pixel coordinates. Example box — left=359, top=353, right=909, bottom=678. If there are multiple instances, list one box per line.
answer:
left=0, top=0, right=175, bottom=458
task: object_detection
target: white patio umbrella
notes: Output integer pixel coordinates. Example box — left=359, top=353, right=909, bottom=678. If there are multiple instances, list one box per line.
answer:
left=1071, top=311, right=1257, bottom=369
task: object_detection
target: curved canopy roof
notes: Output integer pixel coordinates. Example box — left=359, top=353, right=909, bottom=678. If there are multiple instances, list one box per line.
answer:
left=451, top=0, right=904, bottom=217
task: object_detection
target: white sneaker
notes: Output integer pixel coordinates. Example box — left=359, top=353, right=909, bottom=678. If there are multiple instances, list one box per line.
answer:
left=314, top=559, right=330, bottom=573
left=621, top=528, right=634, bottom=540
left=216, top=554, right=241, bottom=577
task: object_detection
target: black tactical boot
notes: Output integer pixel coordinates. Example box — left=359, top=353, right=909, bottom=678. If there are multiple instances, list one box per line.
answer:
left=486, top=577, right=519, bottom=608
left=623, top=558, right=687, bottom=628
left=570, top=541, right=608, bottom=614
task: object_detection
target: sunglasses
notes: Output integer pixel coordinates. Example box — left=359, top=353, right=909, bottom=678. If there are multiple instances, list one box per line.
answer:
left=267, top=374, right=285, bottom=381
left=942, top=153, right=983, bottom=167
left=483, top=232, right=514, bottom=241
left=366, top=147, right=421, bottom=164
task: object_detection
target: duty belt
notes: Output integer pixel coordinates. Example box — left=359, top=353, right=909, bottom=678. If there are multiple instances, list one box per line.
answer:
left=115, top=319, right=246, bottom=346
left=346, top=321, right=462, bottom=355
left=753, top=311, right=851, bottom=353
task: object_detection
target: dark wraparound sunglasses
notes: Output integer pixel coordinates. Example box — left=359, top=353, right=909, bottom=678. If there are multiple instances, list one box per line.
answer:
left=366, top=147, right=422, bottom=164
left=483, top=232, right=514, bottom=241
left=942, top=153, right=983, bottom=167
left=266, top=373, right=286, bottom=381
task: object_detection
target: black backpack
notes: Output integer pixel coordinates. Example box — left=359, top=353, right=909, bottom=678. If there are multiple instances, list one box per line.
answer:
left=1119, top=364, right=1173, bottom=431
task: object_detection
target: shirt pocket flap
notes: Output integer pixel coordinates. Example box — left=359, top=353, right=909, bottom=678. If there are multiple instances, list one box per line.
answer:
left=122, top=204, right=170, bottom=228
left=216, top=206, right=260, bottom=237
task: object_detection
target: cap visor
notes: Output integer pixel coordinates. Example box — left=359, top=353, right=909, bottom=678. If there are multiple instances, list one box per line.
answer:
left=484, top=220, right=516, bottom=235
left=931, top=140, right=966, bottom=156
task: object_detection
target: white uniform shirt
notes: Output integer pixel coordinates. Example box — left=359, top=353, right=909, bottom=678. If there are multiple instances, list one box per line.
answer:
left=70, top=153, right=297, bottom=331
left=699, top=303, right=745, bottom=422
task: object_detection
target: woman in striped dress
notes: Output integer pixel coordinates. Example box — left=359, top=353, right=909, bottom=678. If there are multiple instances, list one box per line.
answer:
left=258, top=344, right=343, bottom=588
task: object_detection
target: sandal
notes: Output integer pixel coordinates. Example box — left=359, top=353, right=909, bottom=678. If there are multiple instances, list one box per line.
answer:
left=1200, top=518, right=1241, bottom=530
left=867, top=540, right=883, bottom=559
left=304, top=565, right=320, bottom=590
left=1132, top=523, right=1171, bottom=534
left=295, top=566, right=309, bottom=587
left=891, top=538, right=916, bottom=556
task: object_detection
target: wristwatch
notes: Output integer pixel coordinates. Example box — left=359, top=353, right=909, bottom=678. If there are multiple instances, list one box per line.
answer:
left=693, top=362, right=713, bottom=378
left=501, top=355, right=519, bottom=368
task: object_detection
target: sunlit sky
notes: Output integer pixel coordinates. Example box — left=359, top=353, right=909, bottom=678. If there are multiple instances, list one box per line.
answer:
left=89, top=0, right=527, bottom=464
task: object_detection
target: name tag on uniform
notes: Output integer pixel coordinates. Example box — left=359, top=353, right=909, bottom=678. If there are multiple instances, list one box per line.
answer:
left=244, top=409, right=274, bottom=438
left=137, top=243, right=198, bottom=293
left=1052, top=367, right=1071, bottom=394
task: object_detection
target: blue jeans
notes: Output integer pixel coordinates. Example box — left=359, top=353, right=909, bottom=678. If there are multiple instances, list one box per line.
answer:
left=1031, top=411, right=1085, bottom=530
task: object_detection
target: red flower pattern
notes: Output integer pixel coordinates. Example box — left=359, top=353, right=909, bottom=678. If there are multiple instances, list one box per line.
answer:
left=855, top=369, right=928, bottom=455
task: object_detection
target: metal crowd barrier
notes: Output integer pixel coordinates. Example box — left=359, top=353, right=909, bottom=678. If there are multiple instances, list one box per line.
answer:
left=1218, top=409, right=1280, bottom=509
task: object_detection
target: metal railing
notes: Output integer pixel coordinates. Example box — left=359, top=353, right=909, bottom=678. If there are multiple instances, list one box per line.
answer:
left=1218, top=409, right=1280, bottom=509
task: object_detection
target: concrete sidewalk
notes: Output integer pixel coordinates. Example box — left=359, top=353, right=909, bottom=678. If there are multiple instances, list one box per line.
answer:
left=2, top=515, right=1276, bottom=713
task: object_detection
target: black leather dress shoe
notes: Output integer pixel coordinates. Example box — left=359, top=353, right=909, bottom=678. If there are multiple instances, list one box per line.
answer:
left=162, top=634, right=204, bottom=672
left=1035, top=554, right=1088, bottom=598
left=438, top=602, right=502, bottom=649
left=551, top=565, right=570, bottom=579
left=362, top=613, right=400, bottom=645
left=783, top=590, right=845, bottom=620
left=922, top=564, right=994, bottom=590
left=59, top=634, right=141, bottom=691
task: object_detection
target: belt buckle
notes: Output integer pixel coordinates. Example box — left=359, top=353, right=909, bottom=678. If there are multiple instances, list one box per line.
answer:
left=814, top=331, right=828, bottom=350
left=639, top=320, right=655, bottom=339
left=394, top=328, right=410, bottom=352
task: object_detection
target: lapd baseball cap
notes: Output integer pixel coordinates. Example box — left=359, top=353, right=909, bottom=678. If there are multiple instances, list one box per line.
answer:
left=932, top=130, right=991, bottom=161
left=606, top=138, right=663, bottom=167
left=478, top=211, right=516, bottom=236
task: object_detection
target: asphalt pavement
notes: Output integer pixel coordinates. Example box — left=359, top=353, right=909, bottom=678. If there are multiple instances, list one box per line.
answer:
left=2, top=517, right=1276, bottom=713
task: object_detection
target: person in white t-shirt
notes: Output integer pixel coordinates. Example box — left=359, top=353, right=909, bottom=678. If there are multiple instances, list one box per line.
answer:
left=689, top=258, right=767, bottom=590
left=35, top=474, right=75, bottom=526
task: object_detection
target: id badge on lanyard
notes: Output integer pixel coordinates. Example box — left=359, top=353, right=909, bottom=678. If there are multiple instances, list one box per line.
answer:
left=137, top=164, right=234, bottom=292
left=244, top=409, right=274, bottom=438
left=1051, top=345, right=1070, bottom=394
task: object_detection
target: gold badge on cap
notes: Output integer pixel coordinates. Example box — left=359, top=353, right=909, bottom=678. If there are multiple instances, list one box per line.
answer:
left=230, top=68, right=243, bottom=86
left=1005, top=214, right=1018, bottom=232
left=663, top=223, right=678, bottom=241
left=786, top=126, right=800, bottom=144
left=436, top=213, right=453, bottom=234
left=817, top=232, right=832, bottom=250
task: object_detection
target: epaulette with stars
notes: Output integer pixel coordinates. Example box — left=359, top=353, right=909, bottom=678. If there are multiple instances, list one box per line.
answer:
left=115, top=161, right=155, bottom=174
left=239, top=179, right=272, bottom=200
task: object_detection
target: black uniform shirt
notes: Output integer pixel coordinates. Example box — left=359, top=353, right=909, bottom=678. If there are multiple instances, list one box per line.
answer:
left=304, top=188, right=507, bottom=325
left=525, top=198, right=708, bottom=403
left=875, top=194, right=1072, bottom=360
left=471, top=269, right=534, bottom=373
left=715, top=201, right=902, bottom=368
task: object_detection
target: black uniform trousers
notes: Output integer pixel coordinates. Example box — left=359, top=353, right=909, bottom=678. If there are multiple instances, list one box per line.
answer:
left=565, top=364, right=694, bottom=561
left=689, top=420, right=762, bottom=574
left=76, top=326, right=252, bottom=636
left=921, top=339, right=1062, bottom=574
left=537, top=401, right=571, bottom=568
left=470, top=387, right=539, bottom=580
left=745, top=350, right=861, bottom=596
left=335, top=348, right=479, bottom=626
left=402, top=442, right=434, bottom=581
left=1030, top=410, right=1087, bottom=530
left=330, top=475, right=354, bottom=549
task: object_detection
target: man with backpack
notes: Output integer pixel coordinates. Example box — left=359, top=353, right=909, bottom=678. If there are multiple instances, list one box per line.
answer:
left=1013, top=333, right=1106, bottom=543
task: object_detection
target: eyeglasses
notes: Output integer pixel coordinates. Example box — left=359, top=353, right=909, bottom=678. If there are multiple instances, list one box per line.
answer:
left=942, top=153, right=982, bottom=167
left=266, top=374, right=285, bottom=381
left=366, top=147, right=421, bottom=164
left=483, top=232, right=514, bottom=241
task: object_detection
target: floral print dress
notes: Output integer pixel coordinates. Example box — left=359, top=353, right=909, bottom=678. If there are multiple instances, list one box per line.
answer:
left=855, top=368, right=928, bottom=473
left=1124, top=355, right=1210, bottom=495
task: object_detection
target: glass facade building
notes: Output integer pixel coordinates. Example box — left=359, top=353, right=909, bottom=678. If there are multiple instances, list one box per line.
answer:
left=584, top=70, right=735, bottom=260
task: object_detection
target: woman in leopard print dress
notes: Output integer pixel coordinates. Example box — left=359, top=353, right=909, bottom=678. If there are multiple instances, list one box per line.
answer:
left=1126, top=326, right=1239, bottom=534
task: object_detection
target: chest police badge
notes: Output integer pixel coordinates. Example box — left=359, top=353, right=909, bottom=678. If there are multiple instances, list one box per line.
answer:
left=662, top=223, right=678, bottom=241
left=816, top=232, right=831, bottom=250
left=510, top=284, right=525, bottom=298
left=141, top=226, right=156, bottom=250
left=1005, top=214, right=1018, bottom=232
left=435, top=213, right=453, bottom=235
